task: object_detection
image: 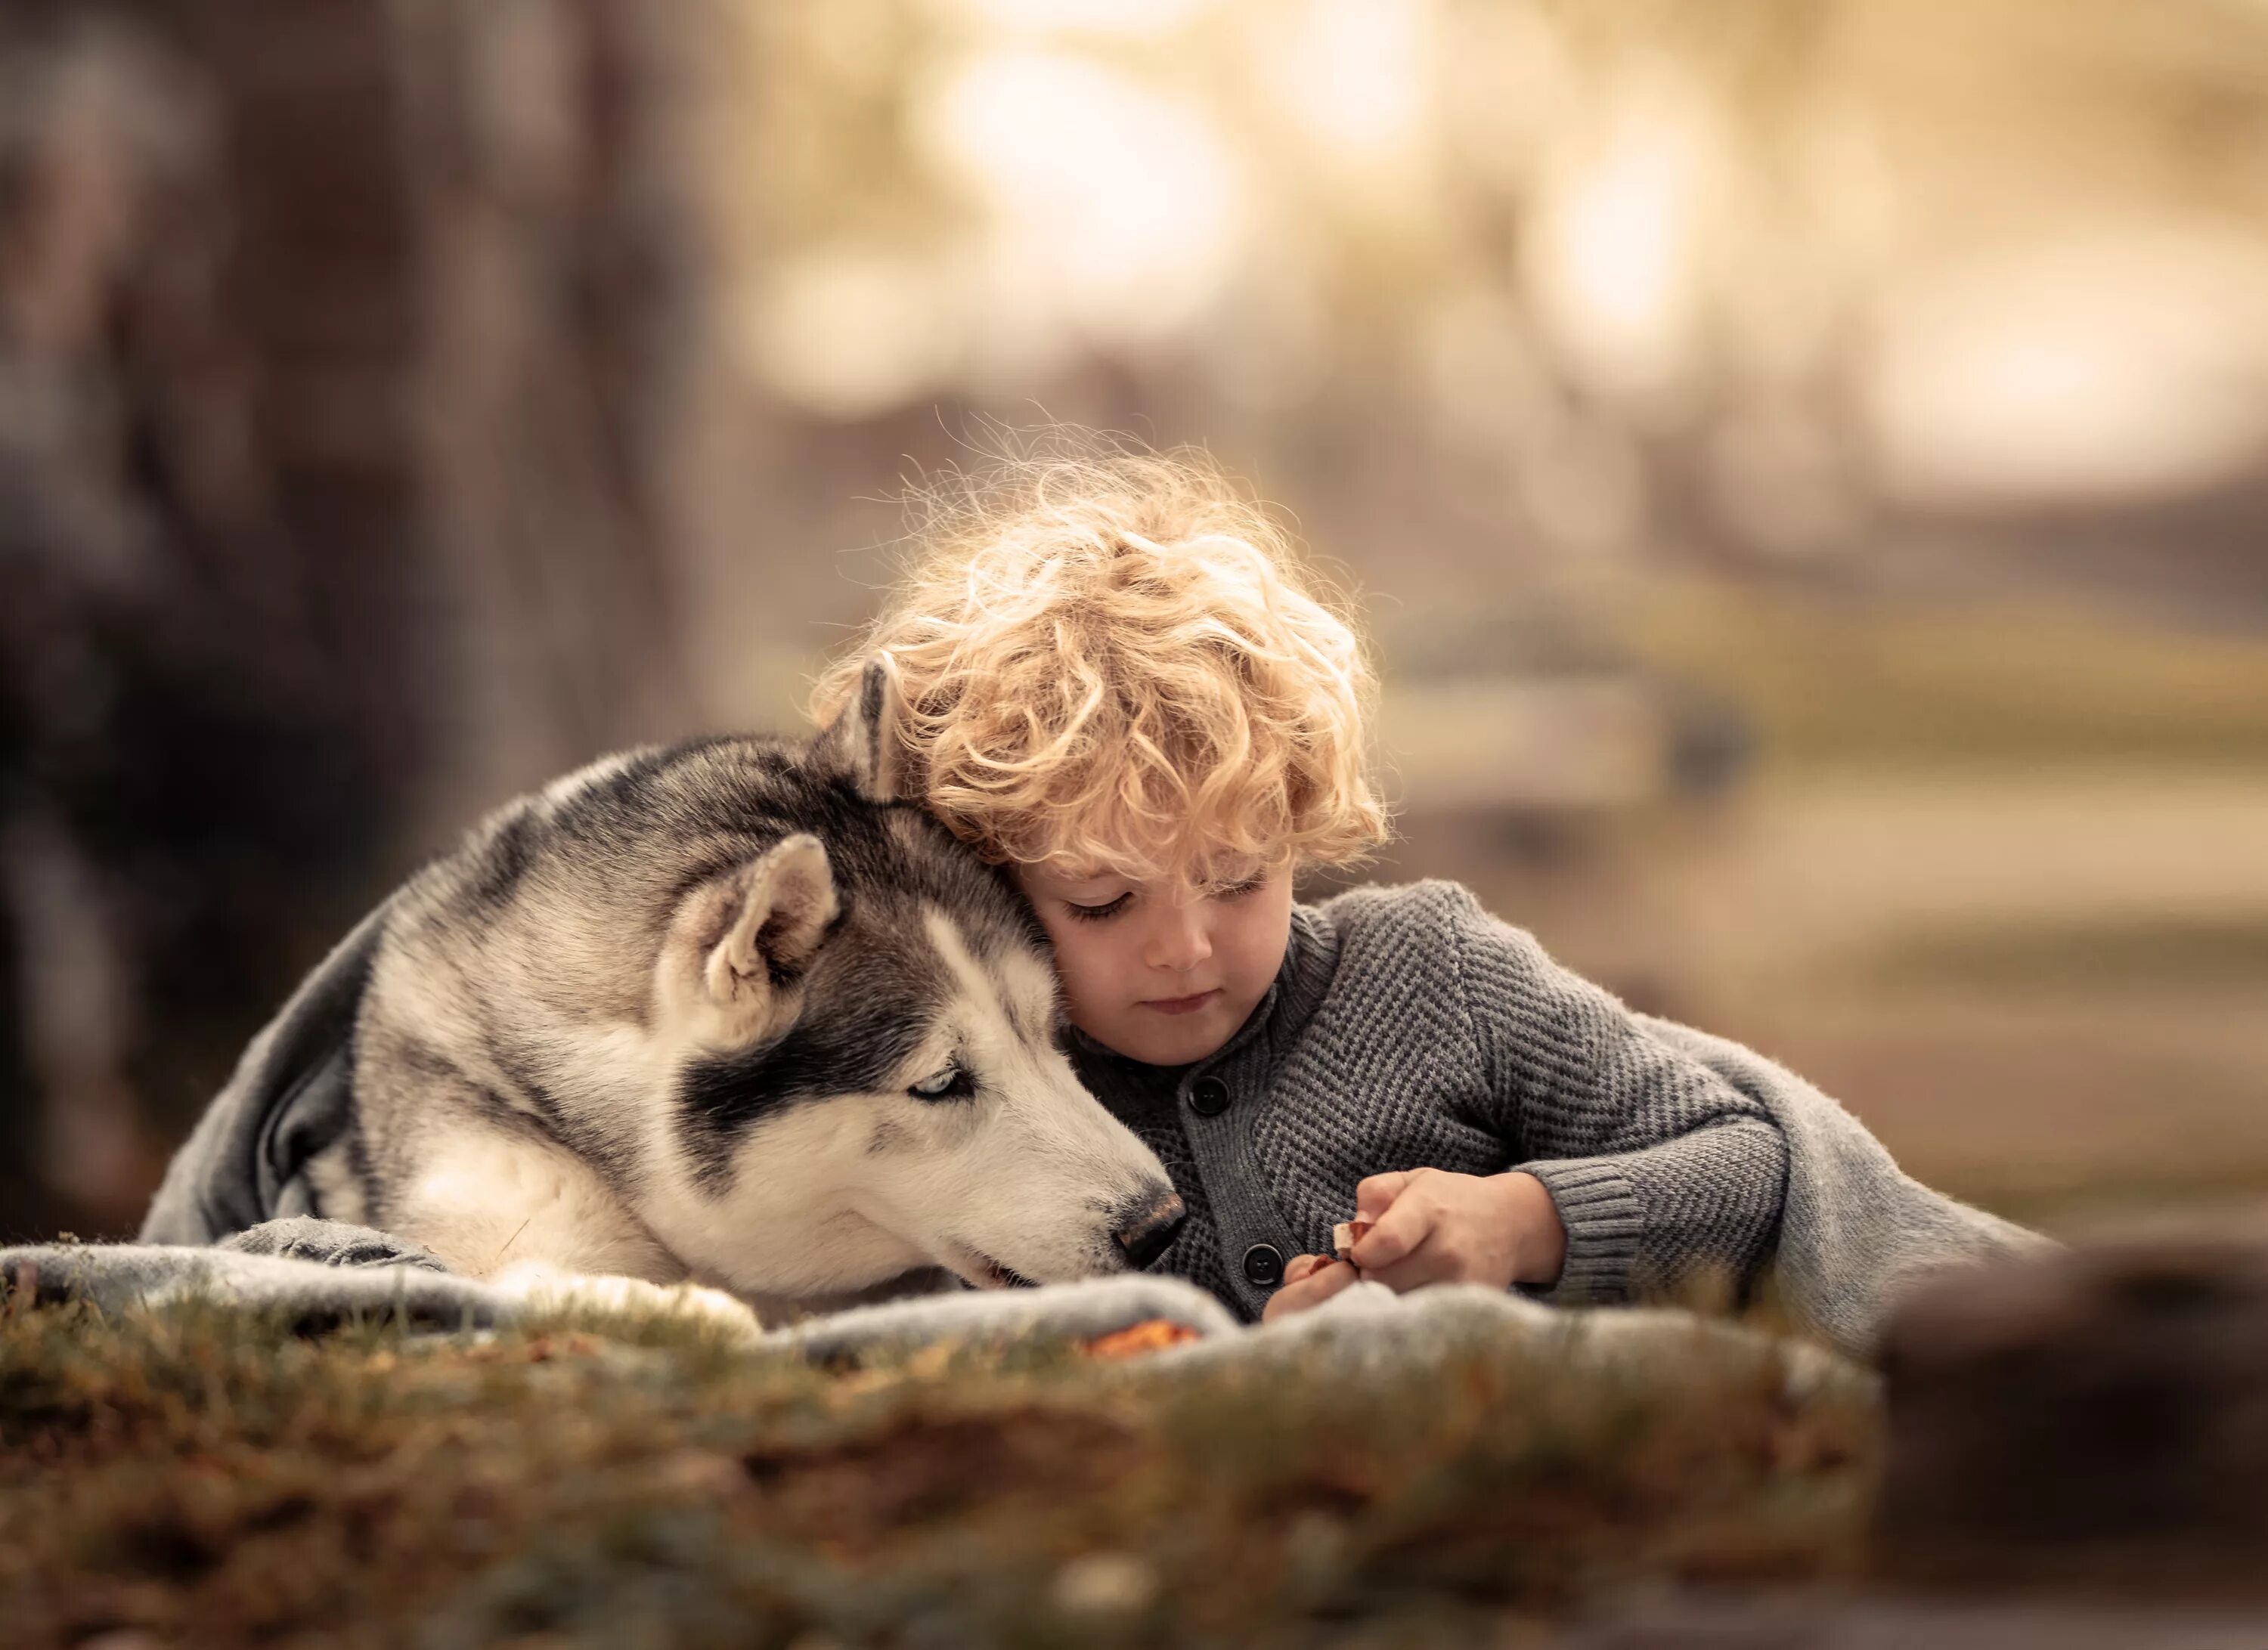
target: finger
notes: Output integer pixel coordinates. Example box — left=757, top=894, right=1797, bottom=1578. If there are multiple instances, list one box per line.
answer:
left=1309, top=1258, right=1362, bottom=1303
left=1359, top=1227, right=1461, bottom=1295
left=1280, top=1252, right=1328, bottom=1287
left=1263, top=1259, right=1360, bottom=1323
left=1354, top=1170, right=1414, bottom=1222
left=1264, top=1259, right=1358, bottom=1321
left=1349, top=1183, right=1435, bottom=1272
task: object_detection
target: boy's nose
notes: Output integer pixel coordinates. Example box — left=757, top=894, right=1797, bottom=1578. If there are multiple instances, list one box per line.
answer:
left=1145, top=904, right=1213, bottom=970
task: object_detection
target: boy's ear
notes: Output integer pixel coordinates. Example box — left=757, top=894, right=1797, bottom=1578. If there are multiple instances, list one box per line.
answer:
left=813, top=654, right=907, bottom=804
left=674, top=834, right=839, bottom=1045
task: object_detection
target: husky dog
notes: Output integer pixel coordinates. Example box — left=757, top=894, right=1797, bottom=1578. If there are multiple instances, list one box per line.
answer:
left=141, top=662, right=1186, bottom=1314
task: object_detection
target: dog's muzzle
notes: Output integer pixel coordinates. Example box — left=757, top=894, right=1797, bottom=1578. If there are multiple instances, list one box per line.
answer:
left=1111, top=1190, right=1188, bottom=1271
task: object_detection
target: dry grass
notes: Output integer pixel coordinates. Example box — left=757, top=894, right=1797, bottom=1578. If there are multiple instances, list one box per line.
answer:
left=0, top=1294, right=1878, bottom=1648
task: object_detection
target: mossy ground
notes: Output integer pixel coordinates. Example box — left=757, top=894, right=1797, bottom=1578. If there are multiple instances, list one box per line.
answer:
left=0, top=1293, right=1877, bottom=1648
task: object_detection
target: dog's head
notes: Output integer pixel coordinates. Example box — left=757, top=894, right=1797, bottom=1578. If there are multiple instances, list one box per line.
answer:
left=645, top=660, right=1185, bottom=1299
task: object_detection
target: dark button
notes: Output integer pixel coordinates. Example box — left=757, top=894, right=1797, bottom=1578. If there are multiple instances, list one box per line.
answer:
left=1242, top=1243, right=1285, bottom=1288
left=1188, top=1076, right=1232, bottom=1116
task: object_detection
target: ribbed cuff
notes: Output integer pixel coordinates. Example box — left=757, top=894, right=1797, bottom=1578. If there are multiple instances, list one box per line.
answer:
left=1519, top=1159, right=1644, bottom=1305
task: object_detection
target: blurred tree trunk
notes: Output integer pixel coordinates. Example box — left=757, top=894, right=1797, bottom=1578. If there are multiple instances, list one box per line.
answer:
left=0, top=0, right=737, bottom=1237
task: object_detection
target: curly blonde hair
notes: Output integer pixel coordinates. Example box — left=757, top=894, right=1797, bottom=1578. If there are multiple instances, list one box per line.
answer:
left=809, top=434, right=1388, bottom=886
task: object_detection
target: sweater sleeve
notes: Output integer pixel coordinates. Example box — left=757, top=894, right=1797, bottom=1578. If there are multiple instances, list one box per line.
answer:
left=1444, top=888, right=1788, bottom=1305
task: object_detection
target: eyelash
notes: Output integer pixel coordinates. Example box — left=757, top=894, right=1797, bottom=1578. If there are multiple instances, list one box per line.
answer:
left=1064, top=878, right=1264, bottom=923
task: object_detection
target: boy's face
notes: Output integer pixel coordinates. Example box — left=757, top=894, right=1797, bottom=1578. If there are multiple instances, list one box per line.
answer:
left=1013, top=860, right=1295, bottom=1066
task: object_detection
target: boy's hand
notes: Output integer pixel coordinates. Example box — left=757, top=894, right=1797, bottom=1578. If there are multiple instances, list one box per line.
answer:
left=1261, top=1252, right=1362, bottom=1322
left=1259, top=1169, right=1569, bottom=1322
left=1346, top=1168, right=1567, bottom=1292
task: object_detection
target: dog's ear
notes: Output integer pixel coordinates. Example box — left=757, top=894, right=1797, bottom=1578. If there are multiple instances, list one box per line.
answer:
left=677, top=833, right=838, bottom=1043
left=813, top=653, right=907, bottom=804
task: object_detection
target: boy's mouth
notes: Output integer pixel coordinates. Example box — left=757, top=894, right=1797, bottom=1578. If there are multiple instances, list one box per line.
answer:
left=1142, top=989, right=1220, bottom=1016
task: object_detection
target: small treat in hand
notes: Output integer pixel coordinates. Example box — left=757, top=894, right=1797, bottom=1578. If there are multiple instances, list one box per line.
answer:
left=1331, top=1219, right=1373, bottom=1261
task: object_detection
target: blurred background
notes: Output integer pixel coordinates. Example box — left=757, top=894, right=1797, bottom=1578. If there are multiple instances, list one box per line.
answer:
left=3, top=0, right=2263, bottom=1243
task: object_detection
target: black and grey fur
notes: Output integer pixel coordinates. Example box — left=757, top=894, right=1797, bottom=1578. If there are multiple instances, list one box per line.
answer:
left=142, top=663, right=1185, bottom=1317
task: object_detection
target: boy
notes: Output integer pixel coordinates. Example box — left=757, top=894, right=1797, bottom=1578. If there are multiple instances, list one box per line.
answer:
left=810, top=438, right=2035, bottom=1351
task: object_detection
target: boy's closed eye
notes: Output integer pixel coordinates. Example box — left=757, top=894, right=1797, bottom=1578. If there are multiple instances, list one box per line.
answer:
left=1063, top=875, right=1267, bottom=922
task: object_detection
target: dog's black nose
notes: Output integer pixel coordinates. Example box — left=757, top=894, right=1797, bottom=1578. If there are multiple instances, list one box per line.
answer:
left=1113, top=1191, right=1187, bottom=1270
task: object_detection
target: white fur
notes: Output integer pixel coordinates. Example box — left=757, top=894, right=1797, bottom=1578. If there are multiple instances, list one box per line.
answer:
left=493, top=1259, right=767, bottom=1342
left=632, top=905, right=1173, bottom=1301
left=393, top=1125, right=681, bottom=1283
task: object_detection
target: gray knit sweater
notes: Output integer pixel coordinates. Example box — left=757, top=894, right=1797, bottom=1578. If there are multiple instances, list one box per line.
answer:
left=1074, top=881, right=2042, bottom=1342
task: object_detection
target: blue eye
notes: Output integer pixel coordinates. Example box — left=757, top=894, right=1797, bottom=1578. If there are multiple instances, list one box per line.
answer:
left=909, top=1065, right=974, bottom=1101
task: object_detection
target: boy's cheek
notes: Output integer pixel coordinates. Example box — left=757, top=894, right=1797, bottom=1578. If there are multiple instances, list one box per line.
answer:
left=1051, top=949, right=1149, bottom=1050
left=1042, top=930, right=1115, bottom=1008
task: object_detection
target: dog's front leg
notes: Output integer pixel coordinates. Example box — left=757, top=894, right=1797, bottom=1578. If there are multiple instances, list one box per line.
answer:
left=489, top=1259, right=768, bottom=1343
left=386, top=1123, right=767, bottom=1341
